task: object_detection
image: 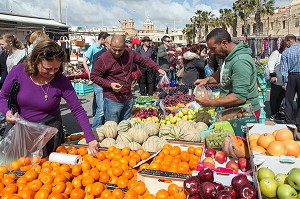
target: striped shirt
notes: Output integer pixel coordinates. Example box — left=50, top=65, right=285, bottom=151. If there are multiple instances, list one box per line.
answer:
left=280, top=43, right=300, bottom=83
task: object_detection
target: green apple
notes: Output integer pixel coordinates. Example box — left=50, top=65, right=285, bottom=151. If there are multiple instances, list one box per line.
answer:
left=275, top=173, right=288, bottom=186
left=177, top=111, right=184, bottom=118
left=285, top=197, right=298, bottom=199
left=287, top=168, right=300, bottom=191
left=298, top=192, right=300, bottom=199
left=259, top=177, right=278, bottom=198
left=258, top=167, right=275, bottom=181
left=182, top=109, right=188, bottom=115
left=170, top=117, right=177, bottom=124
left=182, top=115, right=188, bottom=120
left=166, top=121, right=171, bottom=124
left=160, top=120, right=166, bottom=124
left=187, top=114, right=194, bottom=120
left=277, top=184, right=298, bottom=199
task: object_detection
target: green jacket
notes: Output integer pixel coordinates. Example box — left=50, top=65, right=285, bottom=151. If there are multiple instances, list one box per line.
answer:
left=220, top=42, right=260, bottom=112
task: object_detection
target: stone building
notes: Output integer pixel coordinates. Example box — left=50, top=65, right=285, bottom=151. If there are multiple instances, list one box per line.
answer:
left=236, top=0, right=300, bottom=37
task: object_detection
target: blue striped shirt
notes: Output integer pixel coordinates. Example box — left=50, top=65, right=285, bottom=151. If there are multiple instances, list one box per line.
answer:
left=280, top=43, right=300, bottom=83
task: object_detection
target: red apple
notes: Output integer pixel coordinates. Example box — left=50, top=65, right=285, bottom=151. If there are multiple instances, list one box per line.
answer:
left=226, top=160, right=239, bottom=172
left=205, top=148, right=216, bottom=158
left=223, top=186, right=237, bottom=199
left=213, top=182, right=225, bottom=192
left=238, top=158, right=251, bottom=172
left=197, top=168, right=214, bottom=183
left=215, top=151, right=227, bottom=164
left=231, top=174, right=250, bottom=191
left=215, top=190, right=235, bottom=199
left=237, top=184, right=257, bottom=199
left=203, top=157, right=215, bottom=168
left=199, top=182, right=217, bottom=199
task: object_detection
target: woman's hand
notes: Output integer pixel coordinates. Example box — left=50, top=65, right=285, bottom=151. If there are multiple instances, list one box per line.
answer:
left=6, top=111, right=18, bottom=124
left=194, top=78, right=208, bottom=87
left=88, top=140, right=99, bottom=156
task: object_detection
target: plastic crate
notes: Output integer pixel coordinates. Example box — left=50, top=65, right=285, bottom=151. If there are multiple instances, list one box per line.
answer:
left=73, top=82, right=93, bottom=96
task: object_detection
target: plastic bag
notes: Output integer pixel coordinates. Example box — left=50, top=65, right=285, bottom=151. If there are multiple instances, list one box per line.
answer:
left=0, top=115, right=58, bottom=168
left=193, top=86, right=206, bottom=98
left=158, top=75, right=170, bottom=93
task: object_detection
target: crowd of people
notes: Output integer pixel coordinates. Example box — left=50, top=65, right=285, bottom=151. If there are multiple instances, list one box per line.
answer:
left=0, top=28, right=299, bottom=157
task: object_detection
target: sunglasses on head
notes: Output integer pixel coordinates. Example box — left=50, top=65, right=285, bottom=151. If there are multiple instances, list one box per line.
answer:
left=165, top=40, right=171, bottom=43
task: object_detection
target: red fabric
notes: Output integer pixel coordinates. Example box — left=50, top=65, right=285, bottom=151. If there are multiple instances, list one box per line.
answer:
left=254, top=109, right=261, bottom=122
left=132, top=37, right=141, bottom=45
left=131, top=67, right=142, bottom=80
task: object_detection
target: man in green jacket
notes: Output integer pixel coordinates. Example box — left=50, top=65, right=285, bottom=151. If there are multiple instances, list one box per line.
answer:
left=194, top=28, right=260, bottom=120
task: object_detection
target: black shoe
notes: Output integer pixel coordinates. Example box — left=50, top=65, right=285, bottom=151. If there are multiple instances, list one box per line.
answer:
left=270, top=114, right=276, bottom=121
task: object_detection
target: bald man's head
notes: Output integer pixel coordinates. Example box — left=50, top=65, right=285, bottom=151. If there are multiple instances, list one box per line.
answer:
left=110, top=35, right=126, bottom=58
left=104, top=36, right=112, bottom=50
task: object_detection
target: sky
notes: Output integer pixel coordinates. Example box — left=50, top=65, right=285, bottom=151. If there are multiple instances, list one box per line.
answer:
left=1, top=0, right=293, bottom=30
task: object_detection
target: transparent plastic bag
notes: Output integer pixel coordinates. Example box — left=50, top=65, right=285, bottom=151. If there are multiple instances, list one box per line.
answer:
left=0, top=115, right=58, bottom=167
left=158, top=75, right=170, bottom=93
left=193, top=86, right=206, bottom=98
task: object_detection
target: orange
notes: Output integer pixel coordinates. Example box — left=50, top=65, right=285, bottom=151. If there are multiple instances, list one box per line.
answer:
left=28, top=179, right=43, bottom=192
left=156, top=189, right=170, bottom=199
left=140, top=151, right=150, bottom=160
left=96, top=152, right=106, bottom=160
left=18, top=157, right=31, bottom=166
left=257, top=133, right=275, bottom=149
left=48, top=192, right=64, bottom=199
left=0, top=166, right=8, bottom=174
left=180, top=151, right=190, bottom=162
left=72, top=177, right=82, bottom=189
left=52, top=181, right=66, bottom=193
left=34, top=189, right=50, bottom=199
left=91, top=182, right=104, bottom=196
left=64, top=181, right=74, bottom=195
left=168, top=184, right=179, bottom=196
left=122, top=169, right=134, bottom=180
left=70, top=188, right=85, bottom=199
left=149, top=162, right=160, bottom=170
left=2, top=175, right=14, bottom=186
left=108, top=146, right=116, bottom=152
left=112, top=188, right=124, bottom=199
left=194, top=147, right=203, bottom=157
left=139, top=163, right=149, bottom=171
left=2, top=184, right=17, bottom=194
left=132, top=181, right=147, bottom=195
left=121, top=147, right=131, bottom=156
left=112, top=166, right=124, bottom=177
left=117, top=176, right=129, bottom=189
left=78, top=146, right=88, bottom=156
left=173, top=187, right=186, bottom=199
left=72, top=165, right=82, bottom=176
left=99, top=171, right=110, bottom=183
left=187, top=146, right=195, bottom=154
left=101, top=189, right=113, bottom=198
left=124, top=189, right=138, bottom=199
left=18, top=189, right=35, bottom=199
left=82, top=176, right=95, bottom=187
left=169, top=146, right=181, bottom=157
left=9, top=161, right=19, bottom=171
left=59, top=164, right=71, bottom=173
left=68, top=148, right=78, bottom=155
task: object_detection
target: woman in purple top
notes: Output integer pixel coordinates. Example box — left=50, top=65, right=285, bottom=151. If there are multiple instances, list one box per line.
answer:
left=0, top=39, right=98, bottom=156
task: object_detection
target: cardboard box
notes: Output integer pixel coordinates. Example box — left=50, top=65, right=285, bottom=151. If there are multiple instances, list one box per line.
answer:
left=215, top=105, right=257, bottom=137
left=166, top=140, right=204, bottom=151
left=137, top=169, right=190, bottom=194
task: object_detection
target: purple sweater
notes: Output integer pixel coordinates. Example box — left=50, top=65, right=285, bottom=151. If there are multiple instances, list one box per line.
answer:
left=91, top=48, right=160, bottom=102
left=0, top=64, right=95, bottom=143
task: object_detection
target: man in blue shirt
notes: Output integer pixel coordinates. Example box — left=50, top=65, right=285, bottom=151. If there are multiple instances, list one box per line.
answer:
left=83, top=32, right=109, bottom=130
left=280, top=34, right=300, bottom=132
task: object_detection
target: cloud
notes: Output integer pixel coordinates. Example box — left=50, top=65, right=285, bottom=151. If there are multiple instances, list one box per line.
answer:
left=0, top=0, right=289, bottom=29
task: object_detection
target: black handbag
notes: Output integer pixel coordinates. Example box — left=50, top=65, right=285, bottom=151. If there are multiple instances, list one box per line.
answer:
left=8, top=81, right=20, bottom=114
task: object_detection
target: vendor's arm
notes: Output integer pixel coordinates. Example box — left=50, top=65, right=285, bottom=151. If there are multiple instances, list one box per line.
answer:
left=196, top=91, right=244, bottom=107
left=194, top=71, right=220, bottom=87
left=90, top=58, right=113, bottom=88
left=133, top=51, right=166, bottom=76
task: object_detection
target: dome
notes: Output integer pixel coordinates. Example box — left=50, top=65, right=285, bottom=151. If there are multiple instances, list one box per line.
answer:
left=144, top=16, right=153, bottom=25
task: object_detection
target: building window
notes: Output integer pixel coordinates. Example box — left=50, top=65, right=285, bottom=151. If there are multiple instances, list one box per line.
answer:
left=253, top=23, right=256, bottom=34
left=179, top=36, right=183, bottom=40
left=283, top=21, right=286, bottom=29
left=271, top=22, right=274, bottom=30
left=295, top=18, right=299, bottom=27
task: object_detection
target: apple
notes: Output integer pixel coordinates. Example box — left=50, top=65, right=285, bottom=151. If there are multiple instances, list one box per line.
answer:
left=285, top=197, right=298, bottom=199
left=298, top=193, right=300, bottom=199
left=237, top=158, right=251, bottom=172
left=226, top=160, right=239, bottom=172
left=287, top=168, right=300, bottom=191
left=237, top=184, right=257, bottom=199
left=215, top=190, right=234, bottom=199
left=203, top=157, right=215, bottom=168
left=203, top=162, right=215, bottom=169
left=199, top=182, right=217, bottom=199
left=189, top=195, right=201, bottom=199
left=213, top=182, right=225, bottom=192
left=275, top=173, right=288, bottom=186
left=257, top=167, right=275, bottom=181
left=277, top=184, right=298, bottom=199
left=205, top=148, right=216, bottom=158
left=197, top=168, right=214, bottom=183
left=183, top=176, right=200, bottom=195
left=259, top=177, right=278, bottom=198
left=231, top=174, right=250, bottom=190
left=223, top=186, right=236, bottom=199
left=215, top=151, right=227, bottom=164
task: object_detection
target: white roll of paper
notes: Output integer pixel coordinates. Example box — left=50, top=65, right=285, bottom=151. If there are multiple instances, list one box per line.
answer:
left=49, top=152, right=82, bottom=165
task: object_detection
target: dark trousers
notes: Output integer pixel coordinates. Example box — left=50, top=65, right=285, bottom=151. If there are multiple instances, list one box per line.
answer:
left=270, top=83, right=285, bottom=115
left=285, top=74, right=300, bottom=131
left=139, top=67, right=154, bottom=95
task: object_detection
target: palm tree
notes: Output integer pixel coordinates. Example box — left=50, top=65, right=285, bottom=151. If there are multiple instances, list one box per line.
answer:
left=201, top=11, right=215, bottom=38
left=219, top=9, right=234, bottom=30
left=233, top=0, right=255, bottom=37
left=182, top=24, right=194, bottom=44
left=190, top=16, right=197, bottom=43
left=253, top=0, right=275, bottom=35
left=194, top=10, right=204, bottom=42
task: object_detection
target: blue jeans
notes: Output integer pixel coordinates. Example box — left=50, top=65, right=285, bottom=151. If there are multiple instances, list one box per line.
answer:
left=167, top=69, right=176, bottom=81
left=91, top=84, right=104, bottom=130
left=104, top=97, right=133, bottom=123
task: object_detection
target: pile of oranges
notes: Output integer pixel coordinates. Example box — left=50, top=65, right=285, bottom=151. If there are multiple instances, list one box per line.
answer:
left=0, top=144, right=193, bottom=199
left=148, top=144, right=203, bottom=174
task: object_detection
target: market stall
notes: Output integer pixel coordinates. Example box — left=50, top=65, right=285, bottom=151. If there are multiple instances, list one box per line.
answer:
left=0, top=81, right=299, bottom=199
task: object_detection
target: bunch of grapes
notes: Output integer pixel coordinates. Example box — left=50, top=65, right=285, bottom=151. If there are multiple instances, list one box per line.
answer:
left=162, top=91, right=195, bottom=107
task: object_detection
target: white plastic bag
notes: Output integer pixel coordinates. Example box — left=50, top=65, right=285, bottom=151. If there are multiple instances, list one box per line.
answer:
left=0, top=115, right=58, bottom=167
left=193, top=86, right=206, bottom=98
left=158, top=75, right=170, bottom=93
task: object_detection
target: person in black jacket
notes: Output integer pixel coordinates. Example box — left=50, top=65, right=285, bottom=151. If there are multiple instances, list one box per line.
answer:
left=136, top=36, right=157, bottom=96
left=0, top=43, right=8, bottom=89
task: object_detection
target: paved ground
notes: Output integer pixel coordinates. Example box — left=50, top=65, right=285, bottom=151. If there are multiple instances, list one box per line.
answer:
left=60, top=88, right=273, bottom=135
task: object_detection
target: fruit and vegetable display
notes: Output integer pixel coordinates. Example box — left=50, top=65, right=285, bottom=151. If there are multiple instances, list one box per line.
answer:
left=65, top=133, right=85, bottom=143
left=249, top=128, right=300, bottom=157
left=161, top=91, right=195, bottom=107
left=215, top=106, right=253, bottom=122
left=135, top=96, right=154, bottom=104
left=200, top=148, right=251, bottom=173
left=184, top=168, right=257, bottom=199
left=205, top=131, right=233, bottom=148
left=258, top=167, right=300, bottom=199
left=159, top=85, right=190, bottom=99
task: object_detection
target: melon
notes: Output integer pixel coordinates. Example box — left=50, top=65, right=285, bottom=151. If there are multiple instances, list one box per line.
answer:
left=116, top=132, right=133, bottom=143
left=129, top=142, right=142, bottom=151
left=194, top=122, right=208, bottom=131
left=184, top=128, right=202, bottom=142
left=144, top=120, right=159, bottom=136
left=103, top=121, right=118, bottom=138
left=117, top=120, right=132, bottom=133
left=132, top=128, right=149, bottom=144
left=94, top=125, right=105, bottom=142
left=142, top=136, right=162, bottom=152
left=169, top=126, right=186, bottom=140
left=159, top=124, right=175, bottom=137
left=100, top=138, right=116, bottom=147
